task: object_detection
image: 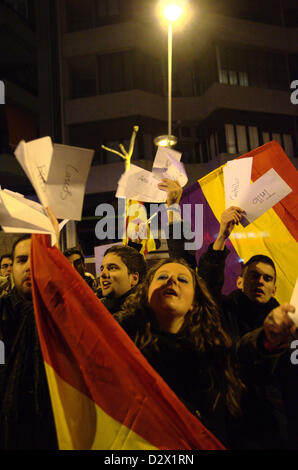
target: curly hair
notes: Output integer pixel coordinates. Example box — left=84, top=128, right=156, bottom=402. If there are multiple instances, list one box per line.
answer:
left=116, top=257, right=245, bottom=417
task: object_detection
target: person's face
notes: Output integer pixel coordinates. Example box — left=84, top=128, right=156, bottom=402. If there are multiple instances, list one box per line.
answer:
left=99, top=253, right=139, bottom=298
left=0, top=257, right=12, bottom=277
left=148, top=263, right=195, bottom=327
left=12, top=239, right=32, bottom=299
left=67, top=253, right=85, bottom=277
left=237, top=261, right=276, bottom=304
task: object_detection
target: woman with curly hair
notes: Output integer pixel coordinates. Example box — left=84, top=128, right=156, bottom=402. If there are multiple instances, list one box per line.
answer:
left=115, top=257, right=245, bottom=447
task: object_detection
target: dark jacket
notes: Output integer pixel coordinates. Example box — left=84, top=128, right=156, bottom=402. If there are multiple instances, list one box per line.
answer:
left=119, top=315, right=231, bottom=447
left=99, top=287, right=136, bottom=315
left=0, top=288, right=58, bottom=450
left=198, top=243, right=297, bottom=449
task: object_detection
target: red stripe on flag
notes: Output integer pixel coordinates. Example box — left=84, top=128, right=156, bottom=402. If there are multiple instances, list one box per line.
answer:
left=238, top=141, right=298, bottom=241
left=31, top=234, right=225, bottom=450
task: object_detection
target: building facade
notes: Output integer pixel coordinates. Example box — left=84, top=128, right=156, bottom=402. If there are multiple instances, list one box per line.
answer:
left=1, top=0, right=297, bottom=257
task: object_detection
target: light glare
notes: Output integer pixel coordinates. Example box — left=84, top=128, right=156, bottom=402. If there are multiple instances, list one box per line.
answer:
left=154, top=135, right=178, bottom=147
left=164, top=4, right=183, bottom=22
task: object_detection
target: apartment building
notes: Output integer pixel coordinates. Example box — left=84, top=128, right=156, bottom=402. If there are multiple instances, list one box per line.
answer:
left=0, top=0, right=297, bottom=256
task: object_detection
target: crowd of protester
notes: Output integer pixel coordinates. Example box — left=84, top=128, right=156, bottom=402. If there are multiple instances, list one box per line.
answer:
left=0, top=179, right=297, bottom=450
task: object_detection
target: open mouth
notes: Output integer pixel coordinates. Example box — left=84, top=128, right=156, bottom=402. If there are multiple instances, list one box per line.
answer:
left=101, top=281, right=111, bottom=289
left=163, top=288, right=177, bottom=296
left=255, top=288, right=264, bottom=296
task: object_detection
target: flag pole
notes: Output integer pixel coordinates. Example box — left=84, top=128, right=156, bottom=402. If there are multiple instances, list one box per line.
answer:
left=101, top=125, right=139, bottom=244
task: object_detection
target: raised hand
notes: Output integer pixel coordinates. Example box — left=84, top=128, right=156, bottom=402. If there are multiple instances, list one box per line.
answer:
left=263, top=303, right=296, bottom=349
left=213, top=206, right=244, bottom=250
left=157, top=179, right=183, bottom=207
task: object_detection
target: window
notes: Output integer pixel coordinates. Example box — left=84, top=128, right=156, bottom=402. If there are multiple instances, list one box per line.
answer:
left=248, top=126, right=259, bottom=150
left=225, top=124, right=237, bottom=154
left=272, top=133, right=282, bottom=145
left=217, top=46, right=288, bottom=90
left=225, top=123, right=295, bottom=157
left=283, top=134, right=294, bottom=158
left=229, top=71, right=238, bottom=86
left=210, top=134, right=216, bottom=159
left=236, top=125, right=248, bottom=154
left=239, top=72, right=249, bottom=87
left=219, top=69, right=228, bottom=85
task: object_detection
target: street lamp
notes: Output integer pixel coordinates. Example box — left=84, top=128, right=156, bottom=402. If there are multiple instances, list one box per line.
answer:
left=154, top=2, right=185, bottom=148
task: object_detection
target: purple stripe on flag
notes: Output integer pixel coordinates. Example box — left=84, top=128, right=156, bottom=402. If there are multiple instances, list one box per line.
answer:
left=180, top=182, right=241, bottom=295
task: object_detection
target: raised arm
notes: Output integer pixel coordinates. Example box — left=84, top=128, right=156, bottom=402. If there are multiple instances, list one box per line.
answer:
left=213, top=206, right=244, bottom=251
left=157, top=179, right=197, bottom=269
left=197, top=207, right=244, bottom=298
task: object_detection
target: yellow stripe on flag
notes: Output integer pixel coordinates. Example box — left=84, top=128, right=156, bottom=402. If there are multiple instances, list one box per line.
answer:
left=124, top=200, right=156, bottom=255
left=45, top=363, right=158, bottom=450
left=199, top=165, right=298, bottom=304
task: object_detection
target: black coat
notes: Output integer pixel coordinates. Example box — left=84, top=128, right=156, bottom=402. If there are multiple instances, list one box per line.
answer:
left=198, top=243, right=298, bottom=449
left=0, top=289, right=58, bottom=450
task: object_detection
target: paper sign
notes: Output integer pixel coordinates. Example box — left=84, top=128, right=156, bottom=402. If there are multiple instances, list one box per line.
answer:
left=152, top=147, right=188, bottom=187
left=46, top=143, right=94, bottom=220
left=224, top=157, right=253, bottom=208
left=0, top=189, right=57, bottom=245
left=116, top=164, right=167, bottom=203
left=14, top=137, right=53, bottom=208
left=240, top=169, right=293, bottom=226
left=14, top=137, right=94, bottom=221
left=289, top=278, right=298, bottom=327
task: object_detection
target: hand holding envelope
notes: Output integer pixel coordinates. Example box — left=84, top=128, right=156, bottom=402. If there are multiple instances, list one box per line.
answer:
left=224, top=157, right=293, bottom=226
left=0, top=136, right=94, bottom=245
left=116, top=147, right=188, bottom=203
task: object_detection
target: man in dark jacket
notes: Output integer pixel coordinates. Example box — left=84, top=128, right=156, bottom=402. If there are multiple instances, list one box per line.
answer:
left=198, top=206, right=297, bottom=449
left=0, top=235, right=58, bottom=449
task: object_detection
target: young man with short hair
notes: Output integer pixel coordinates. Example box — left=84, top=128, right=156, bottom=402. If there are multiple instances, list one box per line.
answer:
left=99, top=245, right=147, bottom=314
left=0, top=235, right=57, bottom=449
left=198, top=206, right=297, bottom=449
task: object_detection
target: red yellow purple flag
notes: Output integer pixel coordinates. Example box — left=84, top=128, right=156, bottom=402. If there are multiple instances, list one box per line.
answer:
left=30, top=234, right=225, bottom=450
left=124, top=199, right=156, bottom=256
left=181, top=141, right=297, bottom=303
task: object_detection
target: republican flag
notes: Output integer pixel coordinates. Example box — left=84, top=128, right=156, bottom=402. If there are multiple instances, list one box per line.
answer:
left=124, top=199, right=156, bottom=256
left=180, top=141, right=298, bottom=303
left=30, top=234, right=225, bottom=450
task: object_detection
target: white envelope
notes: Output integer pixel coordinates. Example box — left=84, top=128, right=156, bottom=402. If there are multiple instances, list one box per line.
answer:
left=224, top=158, right=253, bottom=208
left=0, top=189, right=57, bottom=245
left=152, top=147, right=188, bottom=187
left=240, top=169, right=293, bottom=227
left=116, top=164, right=167, bottom=203
left=14, top=137, right=53, bottom=208
left=14, top=137, right=94, bottom=221
left=46, top=143, right=94, bottom=220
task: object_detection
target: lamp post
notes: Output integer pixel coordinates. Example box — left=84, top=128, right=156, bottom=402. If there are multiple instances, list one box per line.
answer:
left=154, top=3, right=184, bottom=148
